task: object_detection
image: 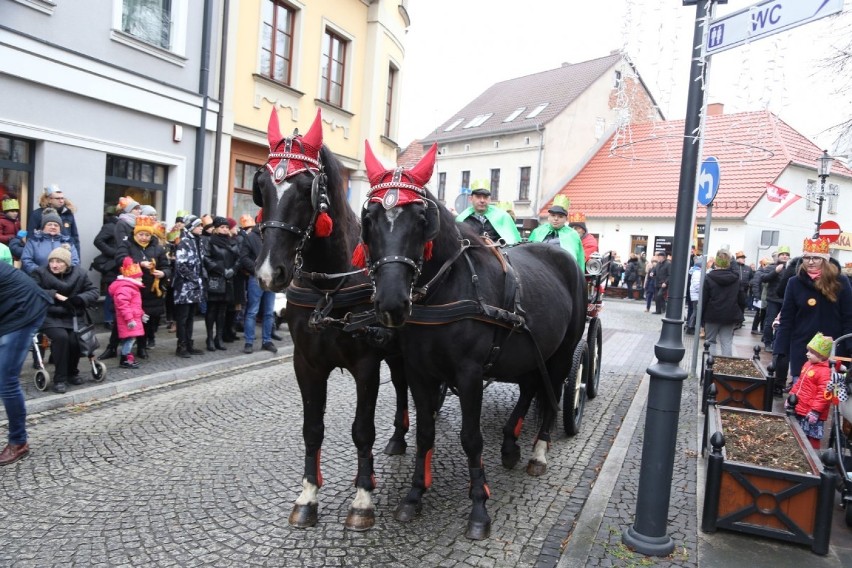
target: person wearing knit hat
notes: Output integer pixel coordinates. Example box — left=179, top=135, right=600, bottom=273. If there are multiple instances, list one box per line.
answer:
left=172, top=214, right=206, bottom=357
left=139, top=205, right=157, bottom=218
left=733, top=250, right=754, bottom=321
left=0, top=198, right=21, bottom=250
left=115, top=197, right=143, bottom=244
left=119, top=196, right=141, bottom=215
left=701, top=249, right=745, bottom=357
left=26, top=184, right=80, bottom=253
left=787, top=332, right=834, bottom=450
left=204, top=216, right=240, bottom=351
left=41, top=208, right=62, bottom=230
left=108, top=257, right=147, bottom=370
left=30, top=241, right=99, bottom=393
left=21, top=208, right=80, bottom=275
left=211, top=216, right=229, bottom=229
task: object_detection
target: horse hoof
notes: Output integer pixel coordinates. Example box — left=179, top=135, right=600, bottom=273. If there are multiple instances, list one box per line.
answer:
left=394, top=501, right=422, bottom=523
left=383, top=439, right=407, bottom=456
left=465, top=519, right=491, bottom=540
left=526, top=459, right=547, bottom=477
left=344, top=507, right=375, bottom=531
left=288, top=503, right=318, bottom=528
left=501, top=447, right=521, bottom=469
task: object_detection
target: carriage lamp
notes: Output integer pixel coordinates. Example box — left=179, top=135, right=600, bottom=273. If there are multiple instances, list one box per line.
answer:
left=813, top=149, right=836, bottom=236
left=585, top=252, right=603, bottom=276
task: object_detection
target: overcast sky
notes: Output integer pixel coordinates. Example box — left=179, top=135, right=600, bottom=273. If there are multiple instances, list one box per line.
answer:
left=397, top=0, right=852, bottom=155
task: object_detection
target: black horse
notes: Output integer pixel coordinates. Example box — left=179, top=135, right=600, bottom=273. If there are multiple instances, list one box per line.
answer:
left=357, top=142, right=588, bottom=540
left=253, top=109, right=409, bottom=532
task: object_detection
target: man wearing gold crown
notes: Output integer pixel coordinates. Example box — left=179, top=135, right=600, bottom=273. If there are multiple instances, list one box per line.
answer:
left=567, top=211, right=598, bottom=262
left=528, top=196, right=585, bottom=272
left=455, top=180, right=521, bottom=244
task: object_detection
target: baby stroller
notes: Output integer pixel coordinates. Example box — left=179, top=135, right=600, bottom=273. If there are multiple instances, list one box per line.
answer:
left=33, top=311, right=107, bottom=392
left=826, top=332, right=852, bottom=527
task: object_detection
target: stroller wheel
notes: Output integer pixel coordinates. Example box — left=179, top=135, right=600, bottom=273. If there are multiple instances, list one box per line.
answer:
left=34, top=369, right=52, bottom=392
left=91, top=360, right=107, bottom=383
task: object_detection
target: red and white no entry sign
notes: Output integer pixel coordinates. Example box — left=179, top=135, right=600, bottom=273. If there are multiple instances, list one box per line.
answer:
left=818, top=220, right=842, bottom=243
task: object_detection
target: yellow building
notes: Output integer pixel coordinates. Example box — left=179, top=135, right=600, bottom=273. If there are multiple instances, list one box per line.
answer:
left=224, top=0, right=410, bottom=218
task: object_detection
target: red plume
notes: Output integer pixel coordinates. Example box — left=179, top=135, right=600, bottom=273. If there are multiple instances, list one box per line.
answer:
left=423, top=240, right=433, bottom=261
left=364, top=140, right=387, bottom=185
left=302, top=109, right=323, bottom=153
left=351, top=242, right=368, bottom=269
left=407, top=144, right=438, bottom=186
left=267, top=107, right=282, bottom=150
left=314, top=211, right=333, bottom=238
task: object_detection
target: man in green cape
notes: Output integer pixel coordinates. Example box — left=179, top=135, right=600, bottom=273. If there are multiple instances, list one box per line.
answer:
left=528, top=199, right=585, bottom=272
left=455, top=181, right=521, bottom=244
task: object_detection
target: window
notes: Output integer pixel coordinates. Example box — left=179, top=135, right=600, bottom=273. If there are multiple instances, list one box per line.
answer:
left=0, top=135, right=33, bottom=221
left=518, top=167, right=531, bottom=201
left=438, top=172, right=446, bottom=202
left=526, top=103, right=548, bottom=119
left=384, top=65, right=397, bottom=138
left=321, top=29, right=347, bottom=107
left=105, top=155, right=167, bottom=215
left=493, top=140, right=499, bottom=149
left=805, top=179, right=816, bottom=211
left=464, top=144, right=470, bottom=152
left=524, top=136, right=531, bottom=145
left=444, top=118, right=464, bottom=132
left=463, top=114, right=493, bottom=128
left=461, top=170, right=470, bottom=190
left=490, top=169, right=500, bottom=201
left=232, top=161, right=262, bottom=220
left=504, top=107, right=526, bottom=122
left=614, top=70, right=622, bottom=88
left=595, top=117, right=606, bottom=139
left=121, top=0, right=173, bottom=50
left=261, top=1, right=295, bottom=85
left=828, top=183, right=839, bottom=214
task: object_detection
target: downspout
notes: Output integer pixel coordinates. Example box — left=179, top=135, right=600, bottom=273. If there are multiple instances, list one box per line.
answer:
left=192, top=0, right=214, bottom=216
left=210, top=0, right=230, bottom=215
left=533, top=123, right=544, bottom=217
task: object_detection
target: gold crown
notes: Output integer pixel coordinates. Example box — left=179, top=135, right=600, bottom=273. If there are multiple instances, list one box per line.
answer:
left=802, top=237, right=830, bottom=255
left=134, top=215, right=158, bottom=235
left=568, top=212, right=586, bottom=224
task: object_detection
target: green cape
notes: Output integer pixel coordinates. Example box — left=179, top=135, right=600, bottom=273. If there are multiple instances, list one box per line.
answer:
left=455, top=205, right=521, bottom=244
left=528, top=223, right=586, bottom=272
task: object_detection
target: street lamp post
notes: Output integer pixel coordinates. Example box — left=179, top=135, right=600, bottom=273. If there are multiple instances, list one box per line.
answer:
left=813, top=149, right=835, bottom=237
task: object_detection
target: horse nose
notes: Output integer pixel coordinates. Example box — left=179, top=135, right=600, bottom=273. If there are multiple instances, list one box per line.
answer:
left=375, top=297, right=410, bottom=328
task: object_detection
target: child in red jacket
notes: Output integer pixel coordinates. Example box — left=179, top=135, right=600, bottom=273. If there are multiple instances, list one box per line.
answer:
left=787, top=332, right=833, bottom=450
left=108, top=258, right=147, bottom=369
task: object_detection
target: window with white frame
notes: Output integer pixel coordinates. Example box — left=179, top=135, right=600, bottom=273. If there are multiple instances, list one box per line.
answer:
left=261, top=0, right=296, bottom=85
left=121, top=0, right=173, bottom=49
left=518, top=167, right=531, bottom=201
left=438, top=172, right=446, bottom=202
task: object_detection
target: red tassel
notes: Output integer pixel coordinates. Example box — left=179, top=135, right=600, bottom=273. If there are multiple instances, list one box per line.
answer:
left=314, top=211, right=333, bottom=237
left=351, top=242, right=368, bottom=268
left=423, top=240, right=433, bottom=261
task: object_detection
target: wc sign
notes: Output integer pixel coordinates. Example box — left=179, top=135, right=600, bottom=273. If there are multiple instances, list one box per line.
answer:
left=706, top=0, right=845, bottom=55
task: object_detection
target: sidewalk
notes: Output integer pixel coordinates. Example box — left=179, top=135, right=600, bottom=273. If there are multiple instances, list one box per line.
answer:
left=559, top=302, right=852, bottom=567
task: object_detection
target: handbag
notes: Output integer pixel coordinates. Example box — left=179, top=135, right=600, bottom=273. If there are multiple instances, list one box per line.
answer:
left=73, top=312, right=100, bottom=357
left=208, top=275, right=226, bottom=294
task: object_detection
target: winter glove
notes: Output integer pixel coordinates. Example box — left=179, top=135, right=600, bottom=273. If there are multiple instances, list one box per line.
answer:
left=807, top=411, right=819, bottom=425
left=224, top=268, right=235, bottom=279
left=142, top=314, right=150, bottom=323
left=17, top=230, right=27, bottom=239
left=69, top=296, right=85, bottom=309
left=127, top=321, right=137, bottom=330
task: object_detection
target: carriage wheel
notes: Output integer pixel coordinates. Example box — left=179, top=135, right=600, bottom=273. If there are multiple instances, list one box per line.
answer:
left=34, top=369, right=52, bottom=392
left=91, top=360, right=107, bottom=383
left=563, top=339, right=588, bottom=436
left=585, top=318, right=603, bottom=400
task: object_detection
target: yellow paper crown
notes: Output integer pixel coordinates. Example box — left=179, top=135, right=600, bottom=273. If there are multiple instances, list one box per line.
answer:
left=134, top=215, right=158, bottom=235
left=552, top=195, right=570, bottom=210
left=802, top=237, right=830, bottom=256
left=568, top=211, right=586, bottom=224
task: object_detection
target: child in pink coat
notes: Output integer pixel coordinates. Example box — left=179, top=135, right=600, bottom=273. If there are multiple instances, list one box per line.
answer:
left=108, top=257, right=147, bottom=369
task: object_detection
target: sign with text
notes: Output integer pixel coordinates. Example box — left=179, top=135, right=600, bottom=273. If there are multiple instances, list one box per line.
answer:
left=706, top=0, right=845, bottom=55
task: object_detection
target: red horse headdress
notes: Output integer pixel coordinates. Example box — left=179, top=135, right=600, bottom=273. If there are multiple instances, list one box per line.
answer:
left=352, top=142, right=438, bottom=268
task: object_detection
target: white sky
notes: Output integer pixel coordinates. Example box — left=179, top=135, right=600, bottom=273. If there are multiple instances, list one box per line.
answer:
left=398, top=0, right=852, bottom=155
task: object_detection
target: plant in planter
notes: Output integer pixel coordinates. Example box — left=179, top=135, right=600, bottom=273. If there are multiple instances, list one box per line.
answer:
left=702, top=405, right=838, bottom=555
left=703, top=344, right=775, bottom=412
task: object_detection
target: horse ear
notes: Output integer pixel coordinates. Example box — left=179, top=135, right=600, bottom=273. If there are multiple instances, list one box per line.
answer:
left=267, top=107, right=282, bottom=150
left=302, top=108, right=323, bottom=150
left=364, top=140, right=386, bottom=182
left=407, top=144, right=438, bottom=186
left=252, top=169, right=264, bottom=207
left=425, top=200, right=440, bottom=241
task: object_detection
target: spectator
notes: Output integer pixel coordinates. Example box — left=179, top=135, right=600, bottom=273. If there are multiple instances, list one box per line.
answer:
left=108, top=258, right=146, bottom=370
left=30, top=244, right=99, bottom=393
left=114, top=196, right=142, bottom=244
left=644, top=259, right=658, bottom=313
left=0, top=242, right=11, bottom=265
left=652, top=250, right=671, bottom=314
left=0, top=198, right=21, bottom=250
left=455, top=181, right=521, bottom=244
left=222, top=217, right=241, bottom=343
left=749, top=257, right=771, bottom=336
left=527, top=198, right=585, bottom=272
left=568, top=212, right=598, bottom=263
left=203, top=217, right=239, bottom=351
left=701, top=250, right=745, bottom=356
left=27, top=185, right=80, bottom=253
left=239, top=215, right=279, bottom=354
left=0, top=262, right=51, bottom=466
left=21, top=208, right=80, bottom=274
left=686, top=256, right=704, bottom=335
left=786, top=333, right=834, bottom=450
left=8, top=229, right=26, bottom=261
left=773, top=237, right=852, bottom=388
left=172, top=215, right=206, bottom=358
left=92, top=206, right=120, bottom=333
left=635, top=251, right=648, bottom=295
left=760, top=245, right=791, bottom=352
left=624, top=253, right=639, bottom=299
left=733, top=251, right=754, bottom=328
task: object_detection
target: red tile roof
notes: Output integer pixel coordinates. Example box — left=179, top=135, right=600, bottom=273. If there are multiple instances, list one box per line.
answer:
left=396, top=140, right=427, bottom=169
left=546, top=110, right=852, bottom=219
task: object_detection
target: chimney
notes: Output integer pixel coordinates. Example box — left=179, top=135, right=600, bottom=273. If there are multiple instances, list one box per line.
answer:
left=707, top=103, right=724, bottom=116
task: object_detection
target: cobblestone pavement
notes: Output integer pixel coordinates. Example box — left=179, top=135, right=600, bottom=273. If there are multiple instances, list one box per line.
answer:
left=0, top=300, right=660, bottom=567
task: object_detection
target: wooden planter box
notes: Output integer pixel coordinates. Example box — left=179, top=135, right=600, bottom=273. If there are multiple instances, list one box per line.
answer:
left=702, top=405, right=836, bottom=555
left=704, top=351, right=774, bottom=412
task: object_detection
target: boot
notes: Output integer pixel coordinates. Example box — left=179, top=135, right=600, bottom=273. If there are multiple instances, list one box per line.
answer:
left=120, top=354, right=139, bottom=369
left=175, top=342, right=191, bottom=359
left=206, top=337, right=217, bottom=352
left=51, top=380, right=67, bottom=394
left=214, top=332, right=227, bottom=351
left=98, top=345, right=118, bottom=360
left=136, top=337, right=148, bottom=359
left=187, top=340, right=204, bottom=355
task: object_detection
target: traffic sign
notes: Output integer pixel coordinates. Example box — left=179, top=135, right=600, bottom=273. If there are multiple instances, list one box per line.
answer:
left=818, top=220, right=842, bottom=242
left=697, top=157, right=720, bottom=206
left=706, top=0, right=844, bottom=56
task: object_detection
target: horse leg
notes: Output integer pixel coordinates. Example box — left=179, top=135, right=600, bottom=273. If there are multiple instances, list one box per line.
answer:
left=394, top=377, right=437, bottom=523
left=383, top=354, right=409, bottom=455
left=501, top=380, right=535, bottom=469
left=345, top=360, right=381, bottom=531
left=528, top=339, right=575, bottom=477
left=289, top=359, right=328, bottom=528
left=457, top=374, right=491, bottom=540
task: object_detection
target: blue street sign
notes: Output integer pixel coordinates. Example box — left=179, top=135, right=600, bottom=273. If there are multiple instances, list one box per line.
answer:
left=697, top=157, right=720, bottom=206
left=706, top=0, right=844, bottom=55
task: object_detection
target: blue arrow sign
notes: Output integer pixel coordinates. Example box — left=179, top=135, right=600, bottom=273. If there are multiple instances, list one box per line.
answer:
left=706, top=0, right=844, bottom=56
left=697, top=157, right=720, bottom=206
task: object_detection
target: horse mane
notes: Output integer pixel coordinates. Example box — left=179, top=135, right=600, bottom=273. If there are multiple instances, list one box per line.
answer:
left=319, top=144, right=359, bottom=249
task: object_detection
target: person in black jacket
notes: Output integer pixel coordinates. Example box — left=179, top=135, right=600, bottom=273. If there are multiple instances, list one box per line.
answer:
left=30, top=245, right=99, bottom=393
left=760, top=245, right=791, bottom=352
left=202, top=217, right=239, bottom=351
left=701, top=249, right=746, bottom=356
left=653, top=250, right=671, bottom=314
left=92, top=207, right=119, bottom=330
left=733, top=251, right=754, bottom=327
left=238, top=219, right=278, bottom=354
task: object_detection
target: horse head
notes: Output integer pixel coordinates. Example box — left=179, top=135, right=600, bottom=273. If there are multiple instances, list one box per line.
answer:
left=253, top=108, right=339, bottom=291
left=358, top=141, right=439, bottom=327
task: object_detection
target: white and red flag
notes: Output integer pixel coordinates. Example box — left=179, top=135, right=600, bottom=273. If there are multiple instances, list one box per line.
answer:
left=765, top=182, right=802, bottom=218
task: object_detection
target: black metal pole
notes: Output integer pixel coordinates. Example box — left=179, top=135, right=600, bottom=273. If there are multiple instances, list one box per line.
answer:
left=814, top=179, right=825, bottom=238
left=192, top=0, right=214, bottom=216
left=623, top=0, right=710, bottom=556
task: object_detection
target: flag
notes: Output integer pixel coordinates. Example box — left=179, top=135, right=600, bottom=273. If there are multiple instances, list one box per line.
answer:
left=766, top=182, right=802, bottom=218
